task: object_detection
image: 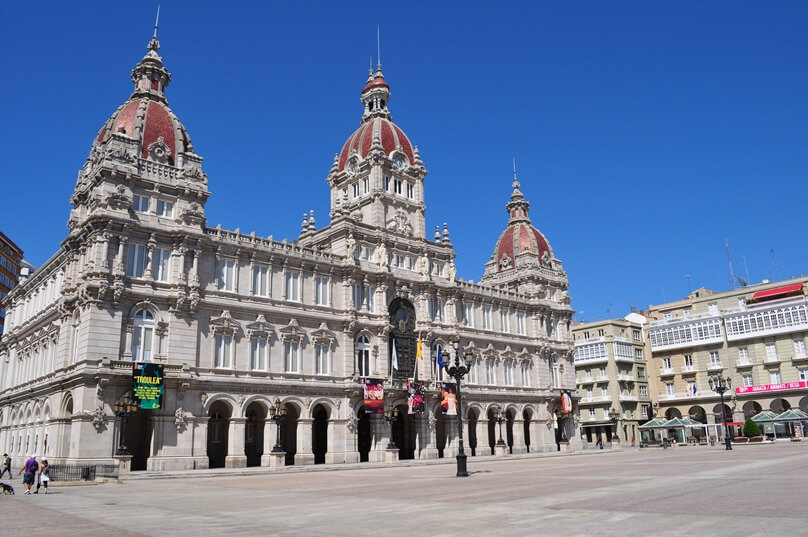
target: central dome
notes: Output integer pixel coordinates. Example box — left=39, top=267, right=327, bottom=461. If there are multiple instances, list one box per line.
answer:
left=336, top=66, right=415, bottom=172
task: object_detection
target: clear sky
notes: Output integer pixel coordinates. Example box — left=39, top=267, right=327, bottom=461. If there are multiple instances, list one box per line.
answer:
left=2, top=1, right=806, bottom=320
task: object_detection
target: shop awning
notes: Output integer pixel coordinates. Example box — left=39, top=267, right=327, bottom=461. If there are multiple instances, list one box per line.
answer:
left=772, top=409, right=808, bottom=421
left=751, top=283, right=803, bottom=301
left=639, top=418, right=669, bottom=429
left=750, top=411, right=779, bottom=423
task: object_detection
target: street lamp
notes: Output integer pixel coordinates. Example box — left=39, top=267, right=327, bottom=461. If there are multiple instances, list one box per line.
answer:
left=113, top=395, right=139, bottom=456
left=384, top=406, right=399, bottom=449
left=269, top=398, right=287, bottom=453
left=708, top=375, right=733, bottom=451
left=444, top=338, right=474, bottom=477
left=495, top=409, right=506, bottom=447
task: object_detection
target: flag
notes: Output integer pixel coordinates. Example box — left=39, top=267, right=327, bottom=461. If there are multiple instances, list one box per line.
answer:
left=437, top=346, right=444, bottom=370
left=391, top=339, right=398, bottom=371
left=416, top=339, right=423, bottom=360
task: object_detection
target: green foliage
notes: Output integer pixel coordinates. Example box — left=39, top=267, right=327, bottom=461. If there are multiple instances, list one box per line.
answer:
left=743, top=418, right=761, bottom=438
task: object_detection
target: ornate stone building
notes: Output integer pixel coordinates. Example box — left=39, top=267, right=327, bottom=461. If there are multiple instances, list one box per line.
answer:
left=0, top=30, right=579, bottom=471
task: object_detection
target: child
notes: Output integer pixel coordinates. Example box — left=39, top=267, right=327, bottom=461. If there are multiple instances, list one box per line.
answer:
left=35, top=458, right=50, bottom=494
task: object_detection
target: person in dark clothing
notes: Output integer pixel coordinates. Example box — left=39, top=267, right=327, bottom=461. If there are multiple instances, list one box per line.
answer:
left=0, top=454, right=11, bottom=479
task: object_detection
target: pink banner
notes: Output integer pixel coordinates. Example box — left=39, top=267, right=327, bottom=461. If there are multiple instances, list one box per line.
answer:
left=735, top=380, right=807, bottom=394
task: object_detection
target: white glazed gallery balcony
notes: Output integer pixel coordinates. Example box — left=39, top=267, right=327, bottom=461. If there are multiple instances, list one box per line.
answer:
left=649, top=317, right=723, bottom=352
left=578, top=395, right=612, bottom=405
left=724, top=299, right=808, bottom=342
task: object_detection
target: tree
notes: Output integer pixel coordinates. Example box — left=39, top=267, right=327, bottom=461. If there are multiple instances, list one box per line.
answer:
left=743, top=418, right=761, bottom=438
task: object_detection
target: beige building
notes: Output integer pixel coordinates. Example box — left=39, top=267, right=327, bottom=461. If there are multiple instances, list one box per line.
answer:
left=647, top=277, right=808, bottom=440
left=573, top=315, right=652, bottom=445
left=0, top=29, right=581, bottom=472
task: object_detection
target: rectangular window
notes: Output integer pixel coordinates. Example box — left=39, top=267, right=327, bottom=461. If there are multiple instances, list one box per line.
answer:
left=353, top=284, right=364, bottom=310
left=406, top=183, right=414, bottom=199
left=483, top=306, right=492, bottom=330
left=500, top=311, right=511, bottom=333
left=586, top=388, right=593, bottom=399
left=743, top=374, right=753, bottom=387
left=362, top=177, right=369, bottom=194
left=217, top=259, right=235, bottom=291
left=214, top=334, right=232, bottom=368
left=383, top=175, right=390, bottom=191
left=639, top=385, right=648, bottom=397
left=250, top=339, right=267, bottom=370
left=504, top=362, right=513, bottom=386
left=708, top=303, right=719, bottom=315
left=517, top=313, right=526, bottom=335
left=632, top=329, right=641, bottom=342
left=738, top=347, right=749, bottom=362
left=684, top=354, right=693, bottom=367
left=765, top=343, right=777, bottom=362
left=352, top=182, right=360, bottom=198
left=664, top=312, right=672, bottom=321
left=463, top=304, right=474, bottom=328
left=366, top=285, right=375, bottom=313
left=285, top=272, right=300, bottom=301
left=314, top=277, right=329, bottom=306
left=641, top=404, right=650, bottom=418
left=795, top=340, right=807, bottom=358
left=253, top=265, right=269, bottom=297
left=799, top=370, right=808, bottom=382
left=408, top=257, right=416, bottom=271
left=589, top=408, right=596, bottom=419
left=435, top=263, right=444, bottom=276
left=133, top=195, right=150, bottom=213
left=770, top=371, right=782, bottom=384
left=126, top=243, right=147, bottom=278
left=521, top=363, right=530, bottom=387
left=395, top=255, right=405, bottom=268
left=598, top=329, right=605, bottom=337
left=666, top=383, right=675, bottom=395
left=662, top=357, right=671, bottom=369
left=152, top=248, right=170, bottom=282
left=394, top=179, right=402, bottom=195
left=486, top=361, right=495, bottom=385
left=709, top=351, right=720, bottom=367
left=316, top=344, right=329, bottom=375
left=156, top=199, right=174, bottom=218
left=284, top=341, right=299, bottom=373
left=466, top=361, right=477, bottom=384
left=634, top=348, right=643, bottom=360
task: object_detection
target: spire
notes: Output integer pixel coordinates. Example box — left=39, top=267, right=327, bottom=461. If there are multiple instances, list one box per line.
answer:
left=506, top=162, right=531, bottom=225
left=360, top=26, right=392, bottom=123
left=131, top=7, right=171, bottom=102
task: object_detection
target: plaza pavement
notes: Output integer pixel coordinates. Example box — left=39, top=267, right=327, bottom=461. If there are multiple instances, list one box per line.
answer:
left=1, top=442, right=806, bottom=537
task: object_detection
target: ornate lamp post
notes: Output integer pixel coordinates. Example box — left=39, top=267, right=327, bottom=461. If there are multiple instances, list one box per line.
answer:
left=495, top=409, right=506, bottom=447
left=444, top=338, right=474, bottom=477
left=708, top=375, right=733, bottom=450
left=269, top=398, right=287, bottom=453
left=384, top=406, right=399, bottom=449
left=113, top=395, right=139, bottom=456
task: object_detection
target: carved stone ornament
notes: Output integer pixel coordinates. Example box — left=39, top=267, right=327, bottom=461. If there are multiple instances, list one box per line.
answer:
left=386, top=210, right=413, bottom=236
left=148, top=136, right=172, bottom=163
left=428, top=414, right=436, bottom=430
left=91, top=407, right=106, bottom=431
left=499, top=255, right=512, bottom=270
left=546, top=418, right=554, bottom=430
left=200, top=392, right=208, bottom=405
left=175, top=407, right=187, bottom=431
left=346, top=413, right=358, bottom=432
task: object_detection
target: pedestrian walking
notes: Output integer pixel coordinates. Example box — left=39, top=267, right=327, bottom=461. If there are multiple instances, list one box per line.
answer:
left=0, top=453, right=11, bottom=479
left=18, top=454, right=38, bottom=494
left=34, top=458, right=50, bottom=494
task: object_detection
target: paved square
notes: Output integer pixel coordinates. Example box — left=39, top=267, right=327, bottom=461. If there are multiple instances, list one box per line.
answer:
left=1, top=444, right=806, bottom=537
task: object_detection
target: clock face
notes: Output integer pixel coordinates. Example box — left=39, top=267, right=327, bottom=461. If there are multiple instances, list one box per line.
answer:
left=349, top=159, right=358, bottom=173
left=394, top=156, right=405, bottom=169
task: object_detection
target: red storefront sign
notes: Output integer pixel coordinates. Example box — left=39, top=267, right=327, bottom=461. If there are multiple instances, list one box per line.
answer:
left=735, top=380, right=808, bottom=394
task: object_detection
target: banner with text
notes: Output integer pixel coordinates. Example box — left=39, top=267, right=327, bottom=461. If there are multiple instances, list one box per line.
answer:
left=364, top=378, right=384, bottom=414
left=735, top=380, right=807, bottom=394
left=132, top=362, right=164, bottom=410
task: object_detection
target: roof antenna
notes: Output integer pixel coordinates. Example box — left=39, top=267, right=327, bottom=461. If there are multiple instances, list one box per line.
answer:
left=726, top=238, right=736, bottom=289
left=154, top=5, right=160, bottom=39
left=377, top=25, right=382, bottom=70
left=512, top=157, right=518, bottom=180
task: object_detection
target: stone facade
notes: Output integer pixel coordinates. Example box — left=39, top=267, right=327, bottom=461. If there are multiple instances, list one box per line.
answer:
left=0, top=31, right=579, bottom=471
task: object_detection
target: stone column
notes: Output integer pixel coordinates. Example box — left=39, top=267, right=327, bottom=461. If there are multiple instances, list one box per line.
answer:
left=260, top=419, right=276, bottom=467
left=368, top=415, right=386, bottom=463
left=295, top=418, right=315, bottom=465
left=476, top=419, right=489, bottom=456
left=511, top=418, right=526, bottom=454
left=225, top=417, right=247, bottom=468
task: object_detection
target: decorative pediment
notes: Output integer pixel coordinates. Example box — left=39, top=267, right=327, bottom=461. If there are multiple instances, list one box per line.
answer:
left=502, top=345, right=516, bottom=362
left=279, top=318, right=305, bottom=342
left=246, top=314, right=275, bottom=339
left=311, top=322, right=336, bottom=345
left=517, top=347, right=532, bottom=365
left=386, top=209, right=413, bottom=236
left=148, top=136, right=172, bottom=164
left=210, top=310, right=240, bottom=334
left=483, top=343, right=499, bottom=362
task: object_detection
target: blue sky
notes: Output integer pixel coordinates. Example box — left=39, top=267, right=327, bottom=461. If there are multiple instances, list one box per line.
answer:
left=2, top=1, right=806, bottom=320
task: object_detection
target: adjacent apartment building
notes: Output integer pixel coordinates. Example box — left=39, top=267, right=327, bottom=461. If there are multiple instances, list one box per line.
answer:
left=573, top=314, right=652, bottom=445
left=647, top=277, right=808, bottom=436
left=0, top=232, right=24, bottom=336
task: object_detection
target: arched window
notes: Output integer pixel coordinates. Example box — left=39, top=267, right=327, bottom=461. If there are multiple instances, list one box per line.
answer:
left=356, top=335, right=371, bottom=377
left=550, top=356, right=560, bottom=388
left=132, top=310, right=155, bottom=361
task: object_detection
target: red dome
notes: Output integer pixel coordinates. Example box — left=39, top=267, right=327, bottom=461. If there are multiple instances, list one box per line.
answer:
left=492, top=222, right=552, bottom=271
left=92, top=97, right=192, bottom=165
left=337, top=117, right=414, bottom=172
left=362, top=77, right=390, bottom=93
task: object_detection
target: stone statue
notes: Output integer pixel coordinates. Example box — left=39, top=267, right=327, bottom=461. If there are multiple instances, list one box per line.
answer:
left=346, top=233, right=357, bottom=260
left=376, top=241, right=389, bottom=268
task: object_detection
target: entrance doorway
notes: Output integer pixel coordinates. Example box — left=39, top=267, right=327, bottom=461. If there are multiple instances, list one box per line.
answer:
left=283, top=404, right=299, bottom=466
left=357, top=410, right=371, bottom=462
left=523, top=409, right=532, bottom=452
left=312, top=405, right=328, bottom=464
left=435, top=409, right=446, bottom=458
left=487, top=408, right=497, bottom=454
left=244, top=403, right=265, bottom=467
left=506, top=409, right=515, bottom=454
left=393, top=404, right=416, bottom=459
left=207, top=401, right=230, bottom=469
left=467, top=409, right=478, bottom=456
left=126, top=409, right=152, bottom=471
